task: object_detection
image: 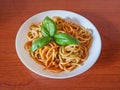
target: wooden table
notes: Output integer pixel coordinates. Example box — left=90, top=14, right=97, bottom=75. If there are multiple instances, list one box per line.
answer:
left=0, top=0, right=120, bottom=90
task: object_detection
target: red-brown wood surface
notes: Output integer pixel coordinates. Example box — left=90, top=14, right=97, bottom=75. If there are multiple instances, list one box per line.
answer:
left=0, top=0, right=120, bottom=90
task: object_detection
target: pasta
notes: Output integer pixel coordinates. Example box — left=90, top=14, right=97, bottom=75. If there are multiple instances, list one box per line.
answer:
left=24, top=16, right=92, bottom=72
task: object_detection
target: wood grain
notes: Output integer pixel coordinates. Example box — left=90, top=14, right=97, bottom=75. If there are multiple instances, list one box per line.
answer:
left=0, top=0, right=120, bottom=90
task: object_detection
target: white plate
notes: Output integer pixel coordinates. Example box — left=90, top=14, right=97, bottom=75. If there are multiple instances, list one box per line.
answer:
left=15, top=10, right=102, bottom=79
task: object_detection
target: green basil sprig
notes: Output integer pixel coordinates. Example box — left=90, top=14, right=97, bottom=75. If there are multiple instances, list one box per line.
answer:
left=30, top=16, right=78, bottom=52
left=30, top=37, right=53, bottom=52
left=41, top=16, right=57, bottom=37
left=54, top=33, right=78, bottom=45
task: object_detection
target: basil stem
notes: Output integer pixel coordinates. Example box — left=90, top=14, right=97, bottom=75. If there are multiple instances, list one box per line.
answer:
left=41, top=16, right=57, bottom=37
left=54, top=33, right=78, bottom=46
left=30, top=37, right=53, bottom=52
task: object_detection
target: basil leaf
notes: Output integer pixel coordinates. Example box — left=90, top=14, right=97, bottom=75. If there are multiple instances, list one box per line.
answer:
left=54, top=33, right=78, bottom=45
left=41, top=25, right=50, bottom=37
left=41, top=16, right=57, bottom=37
left=30, top=37, right=53, bottom=52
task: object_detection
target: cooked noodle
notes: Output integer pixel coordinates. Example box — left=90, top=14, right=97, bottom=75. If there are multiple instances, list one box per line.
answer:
left=24, top=16, right=92, bottom=72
